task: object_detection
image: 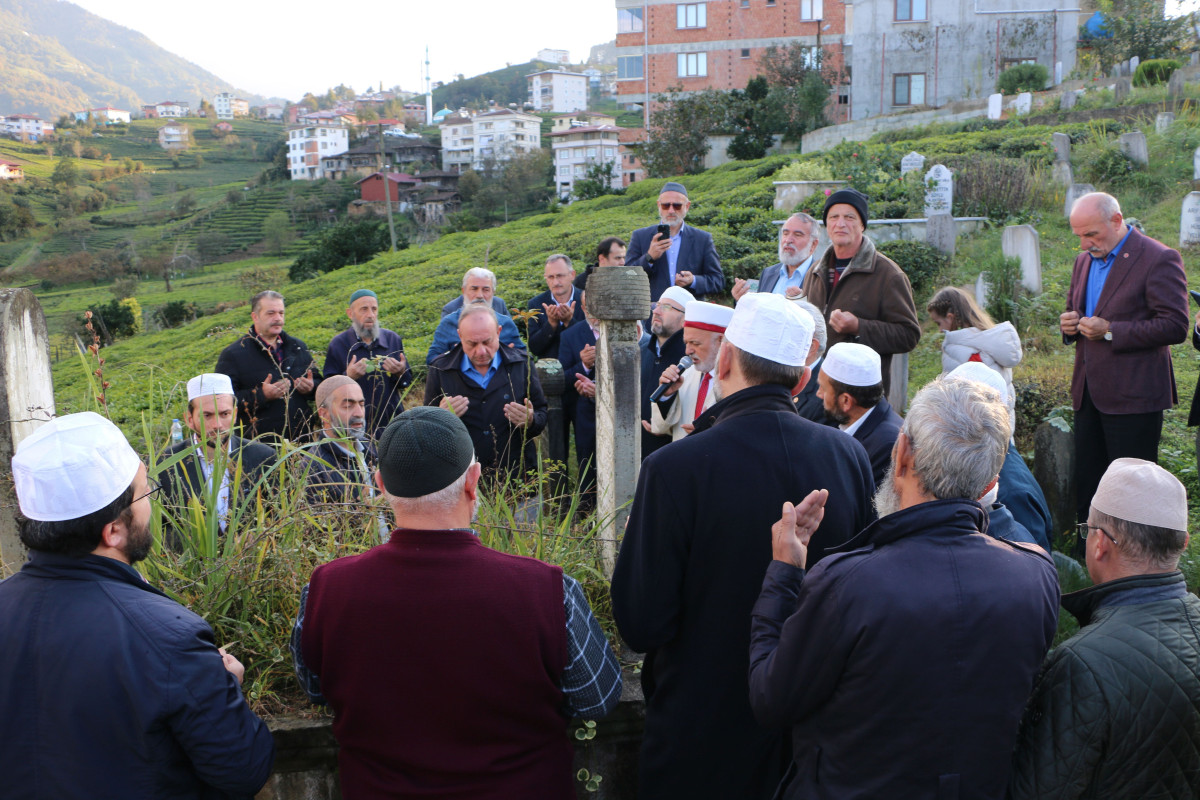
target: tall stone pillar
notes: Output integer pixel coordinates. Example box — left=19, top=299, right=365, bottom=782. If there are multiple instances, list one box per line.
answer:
left=584, top=267, right=651, bottom=574
left=0, top=289, right=56, bottom=576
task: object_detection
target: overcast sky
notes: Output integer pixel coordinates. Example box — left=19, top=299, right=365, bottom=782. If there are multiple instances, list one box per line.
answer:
left=66, top=0, right=616, bottom=101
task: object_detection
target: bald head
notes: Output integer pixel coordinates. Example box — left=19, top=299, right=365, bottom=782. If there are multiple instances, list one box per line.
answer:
left=1069, top=192, right=1127, bottom=259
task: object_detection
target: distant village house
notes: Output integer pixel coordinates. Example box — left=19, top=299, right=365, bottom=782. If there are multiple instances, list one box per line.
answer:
left=73, top=107, right=131, bottom=125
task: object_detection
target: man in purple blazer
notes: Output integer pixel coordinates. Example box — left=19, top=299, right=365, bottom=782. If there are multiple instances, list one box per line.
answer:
left=1061, top=192, right=1189, bottom=532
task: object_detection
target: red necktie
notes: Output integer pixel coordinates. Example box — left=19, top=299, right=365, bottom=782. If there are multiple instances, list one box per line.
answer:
left=694, top=373, right=711, bottom=419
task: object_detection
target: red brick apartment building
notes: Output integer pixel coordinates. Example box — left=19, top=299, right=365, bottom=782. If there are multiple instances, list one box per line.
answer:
left=614, top=0, right=849, bottom=124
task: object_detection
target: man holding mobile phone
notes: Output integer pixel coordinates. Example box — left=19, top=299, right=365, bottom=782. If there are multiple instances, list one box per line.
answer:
left=625, top=181, right=724, bottom=301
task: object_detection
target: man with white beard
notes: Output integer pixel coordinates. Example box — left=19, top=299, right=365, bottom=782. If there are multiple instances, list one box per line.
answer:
left=732, top=212, right=821, bottom=300
left=647, top=301, right=733, bottom=442
left=748, top=377, right=1059, bottom=799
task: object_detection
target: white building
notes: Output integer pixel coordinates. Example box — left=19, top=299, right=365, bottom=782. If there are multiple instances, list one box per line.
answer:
left=2, top=115, right=53, bottom=142
left=538, top=48, right=570, bottom=65
left=213, top=93, right=250, bottom=120
left=0, top=160, right=25, bottom=180
left=157, top=124, right=190, bottom=150
left=153, top=101, right=190, bottom=118
left=73, top=107, right=131, bottom=124
left=287, top=124, right=350, bottom=180
left=527, top=70, right=589, bottom=114
left=548, top=114, right=621, bottom=200
left=438, top=108, right=542, bottom=173
left=260, top=104, right=284, bottom=120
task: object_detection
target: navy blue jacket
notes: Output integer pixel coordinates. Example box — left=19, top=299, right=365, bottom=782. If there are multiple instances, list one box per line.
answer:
left=425, top=308, right=525, bottom=365
left=793, top=356, right=826, bottom=423
left=640, top=330, right=686, bottom=459
left=525, top=287, right=586, bottom=361
left=852, top=395, right=903, bottom=488
left=998, top=442, right=1054, bottom=551
left=625, top=223, right=724, bottom=301
left=215, top=329, right=322, bottom=441
left=559, top=321, right=597, bottom=482
left=324, top=327, right=413, bottom=439
left=0, top=551, right=275, bottom=799
left=750, top=499, right=1059, bottom=800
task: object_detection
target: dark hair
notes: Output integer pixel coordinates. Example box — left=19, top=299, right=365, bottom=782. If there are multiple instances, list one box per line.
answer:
left=596, top=237, right=627, bottom=260
left=1091, top=509, right=1188, bottom=570
left=19, top=484, right=135, bottom=557
left=251, top=290, right=284, bottom=313
left=734, top=346, right=804, bottom=390
left=829, top=377, right=884, bottom=410
left=926, top=286, right=993, bottom=330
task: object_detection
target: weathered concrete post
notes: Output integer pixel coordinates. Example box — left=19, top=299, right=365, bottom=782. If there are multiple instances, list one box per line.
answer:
left=0, top=289, right=56, bottom=576
left=585, top=267, right=651, bottom=574
left=888, top=352, right=910, bottom=415
left=534, top=358, right=569, bottom=503
left=1034, top=420, right=1075, bottom=548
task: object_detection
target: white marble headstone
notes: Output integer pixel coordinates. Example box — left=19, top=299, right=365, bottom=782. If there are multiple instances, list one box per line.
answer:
left=1193, top=146, right=1200, bottom=181
left=1118, top=131, right=1148, bottom=165
left=924, top=165, right=953, bottom=217
left=1065, top=183, right=1096, bottom=218
left=1061, top=90, right=1077, bottom=110
left=987, top=93, right=1003, bottom=120
left=1157, top=112, right=1175, bottom=134
left=1130, top=56, right=1140, bottom=73
left=1002, top=224, right=1042, bottom=294
left=1181, top=192, right=1200, bottom=246
left=1015, top=93, right=1032, bottom=115
left=900, top=151, right=926, bottom=176
left=1055, top=61, right=1063, bottom=85
left=1052, top=132, right=1070, bottom=163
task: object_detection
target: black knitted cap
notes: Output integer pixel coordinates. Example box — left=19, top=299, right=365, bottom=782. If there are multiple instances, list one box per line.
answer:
left=378, top=407, right=475, bottom=498
left=822, top=188, right=869, bottom=226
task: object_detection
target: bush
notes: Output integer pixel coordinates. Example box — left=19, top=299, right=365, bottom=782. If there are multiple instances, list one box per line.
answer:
left=1133, top=58, right=1181, bottom=87
left=942, top=155, right=1037, bottom=221
left=82, top=299, right=138, bottom=343
left=774, top=160, right=834, bottom=181
left=998, top=63, right=1049, bottom=95
left=875, top=240, right=948, bottom=294
left=110, top=275, right=139, bottom=300
left=154, top=300, right=200, bottom=329
left=288, top=219, right=395, bottom=281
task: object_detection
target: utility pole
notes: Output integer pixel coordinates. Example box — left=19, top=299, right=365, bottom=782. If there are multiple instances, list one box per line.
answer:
left=383, top=163, right=398, bottom=252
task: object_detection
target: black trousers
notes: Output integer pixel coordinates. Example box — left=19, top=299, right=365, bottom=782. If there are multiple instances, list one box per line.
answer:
left=1074, top=384, right=1163, bottom=527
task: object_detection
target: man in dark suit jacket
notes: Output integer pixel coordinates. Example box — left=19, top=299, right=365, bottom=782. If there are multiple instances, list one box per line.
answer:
left=816, top=342, right=901, bottom=487
left=791, top=298, right=830, bottom=424
left=440, top=267, right=510, bottom=317
left=526, top=254, right=586, bottom=362
left=625, top=181, right=723, bottom=301
left=1061, top=192, right=1189, bottom=526
left=159, top=373, right=276, bottom=538
left=559, top=307, right=599, bottom=499
left=732, top=212, right=822, bottom=301
left=639, top=286, right=691, bottom=459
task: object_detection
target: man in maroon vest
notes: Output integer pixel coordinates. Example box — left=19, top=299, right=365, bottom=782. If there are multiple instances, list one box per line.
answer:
left=291, top=406, right=621, bottom=799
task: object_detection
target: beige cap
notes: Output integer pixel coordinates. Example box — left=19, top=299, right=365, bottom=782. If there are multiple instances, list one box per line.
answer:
left=316, top=375, right=357, bottom=408
left=1092, top=458, right=1188, bottom=531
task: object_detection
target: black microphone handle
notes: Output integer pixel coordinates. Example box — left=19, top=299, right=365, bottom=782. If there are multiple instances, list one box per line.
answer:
left=649, top=357, right=693, bottom=402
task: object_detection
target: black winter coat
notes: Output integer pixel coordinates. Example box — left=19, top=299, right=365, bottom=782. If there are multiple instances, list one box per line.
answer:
left=215, top=330, right=322, bottom=441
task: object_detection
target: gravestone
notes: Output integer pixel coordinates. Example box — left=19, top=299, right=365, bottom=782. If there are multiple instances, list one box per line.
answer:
left=1193, top=52, right=1199, bottom=67
left=1051, top=132, right=1071, bottom=163
left=1034, top=421, right=1075, bottom=546
left=1130, top=56, right=1140, bottom=73
left=924, top=164, right=953, bottom=217
left=1193, top=145, right=1200, bottom=180
left=0, top=289, right=56, bottom=576
left=900, top=151, right=926, bottom=175
left=1169, top=69, right=1186, bottom=98
left=1110, top=65, right=1120, bottom=79
left=1002, top=224, right=1042, bottom=294
left=975, top=273, right=990, bottom=309
left=1122, top=60, right=1131, bottom=76
left=1118, top=131, right=1148, bottom=165
left=1014, top=92, right=1032, bottom=115
left=887, top=353, right=909, bottom=415
left=1052, top=161, right=1073, bottom=188
left=1055, top=61, right=1063, bottom=85
left=1157, top=112, right=1175, bottom=133
left=1114, top=77, right=1131, bottom=103
left=926, top=213, right=956, bottom=257
left=1180, top=192, right=1200, bottom=247
left=1064, top=183, right=1096, bottom=217
left=1061, top=89, right=1077, bottom=110
left=584, top=267, right=651, bottom=574
left=534, top=359, right=568, bottom=501
left=987, top=93, right=1003, bottom=120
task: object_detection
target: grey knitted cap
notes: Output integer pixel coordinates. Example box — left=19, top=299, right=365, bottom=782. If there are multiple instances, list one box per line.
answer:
left=378, top=407, right=475, bottom=498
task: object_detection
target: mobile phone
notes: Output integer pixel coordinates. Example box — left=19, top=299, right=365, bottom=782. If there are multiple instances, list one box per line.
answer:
left=1190, top=289, right=1200, bottom=307
left=744, top=279, right=760, bottom=293
left=656, top=224, right=670, bottom=240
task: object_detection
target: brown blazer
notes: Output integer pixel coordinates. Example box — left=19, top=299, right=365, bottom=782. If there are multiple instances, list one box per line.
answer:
left=1064, top=226, right=1188, bottom=415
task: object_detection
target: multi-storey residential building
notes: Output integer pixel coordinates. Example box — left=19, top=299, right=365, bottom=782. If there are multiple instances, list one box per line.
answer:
left=213, top=93, right=250, bottom=120
left=260, top=104, right=284, bottom=120
left=146, top=101, right=190, bottom=118
left=287, top=124, right=350, bottom=180
left=438, top=109, right=542, bottom=173
left=73, top=107, right=131, bottom=124
left=549, top=114, right=622, bottom=199
left=538, top=48, right=571, bottom=64
left=296, top=109, right=359, bottom=127
left=614, top=0, right=848, bottom=122
left=157, top=124, right=190, bottom=150
left=618, top=127, right=647, bottom=187
left=0, top=160, right=25, bottom=181
left=2, top=115, right=54, bottom=142
left=527, top=70, right=590, bottom=113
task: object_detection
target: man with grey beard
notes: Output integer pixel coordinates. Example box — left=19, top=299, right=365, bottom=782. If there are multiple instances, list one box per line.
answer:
left=749, top=378, right=1059, bottom=799
left=325, top=289, right=413, bottom=440
left=306, top=375, right=378, bottom=506
left=732, top=212, right=821, bottom=301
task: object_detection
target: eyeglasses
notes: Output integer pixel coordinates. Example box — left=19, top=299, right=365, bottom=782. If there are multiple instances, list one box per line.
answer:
left=1077, top=522, right=1120, bottom=547
left=133, top=479, right=162, bottom=505
left=659, top=202, right=685, bottom=211
left=651, top=302, right=684, bottom=314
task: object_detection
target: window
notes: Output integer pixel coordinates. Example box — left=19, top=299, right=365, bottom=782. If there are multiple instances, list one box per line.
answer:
left=800, top=46, right=821, bottom=69
left=678, top=52, right=708, bottom=78
left=587, top=147, right=597, bottom=158
left=895, top=0, right=926, bottom=21
left=766, top=0, right=775, bottom=6
left=801, top=0, right=822, bottom=19
left=1002, top=57, right=1038, bottom=69
left=618, top=55, right=644, bottom=80
left=741, top=48, right=751, bottom=59
left=677, top=3, right=706, bottom=28
left=741, top=0, right=749, bottom=6
left=618, top=7, right=644, bottom=33
left=893, top=73, right=926, bottom=106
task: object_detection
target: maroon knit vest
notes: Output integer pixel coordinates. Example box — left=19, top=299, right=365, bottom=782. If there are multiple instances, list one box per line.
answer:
left=302, top=529, right=572, bottom=799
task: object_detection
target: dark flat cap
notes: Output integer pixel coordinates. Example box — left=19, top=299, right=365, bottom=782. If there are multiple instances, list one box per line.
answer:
left=822, top=188, right=869, bottom=226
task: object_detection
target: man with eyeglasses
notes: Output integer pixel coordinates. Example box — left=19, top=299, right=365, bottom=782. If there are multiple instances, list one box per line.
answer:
left=732, top=212, right=822, bottom=301
left=640, top=286, right=692, bottom=459
left=647, top=301, right=732, bottom=443
left=0, top=412, right=275, bottom=798
left=625, top=181, right=724, bottom=301
left=1010, top=458, right=1200, bottom=798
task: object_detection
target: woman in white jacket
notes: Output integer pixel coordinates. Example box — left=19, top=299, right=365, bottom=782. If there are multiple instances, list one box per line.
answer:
left=926, top=286, right=1022, bottom=406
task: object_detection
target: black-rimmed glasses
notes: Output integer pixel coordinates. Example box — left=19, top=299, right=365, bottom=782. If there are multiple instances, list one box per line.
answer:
left=1077, top=522, right=1119, bottom=547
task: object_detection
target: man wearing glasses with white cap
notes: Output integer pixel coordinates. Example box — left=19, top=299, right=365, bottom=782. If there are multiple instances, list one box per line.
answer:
left=159, top=372, right=276, bottom=535
left=1010, top=458, right=1200, bottom=798
left=0, top=412, right=275, bottom=798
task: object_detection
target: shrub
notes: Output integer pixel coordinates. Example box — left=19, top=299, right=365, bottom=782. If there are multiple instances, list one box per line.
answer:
left=875, top=240, right=948, bottom=294
left=998, top=63, right=1049, bottom=95
left=774, top=160, right=834, bottom=181
left=942, top=155, right=1037, bottom=221
left=289, top=219, right=395, bottom=281
left=1133, top=58, right=1181, bottom=87
left=110, top=275, right=139, bottom=300
left=155, top=301, right=201, bottom=329
left=82, top=299, right=138, bottom=343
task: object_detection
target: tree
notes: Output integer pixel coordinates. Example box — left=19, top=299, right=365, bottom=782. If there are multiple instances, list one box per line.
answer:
left=262, top=210, right=295, bottom=254
left=289, top=219, right=396, bottom=281
left=195, top=231, right=231, bottom=264
left=758, top=43, right=832, bottom=140
left=639, top=89, right=727, bottom=178
left=1092, top=0, right=1193, bottom=67
left=573, top=161, right=622, bottom=201
left=726, top=76, right=778, bottom=161
left=51, top=157, right=79, bottom=189
left=0, top=199, right=36, bottom=241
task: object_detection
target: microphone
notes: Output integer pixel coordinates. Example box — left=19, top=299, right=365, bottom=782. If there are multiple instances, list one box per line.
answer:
left=649, top=355, right=693, bottom=402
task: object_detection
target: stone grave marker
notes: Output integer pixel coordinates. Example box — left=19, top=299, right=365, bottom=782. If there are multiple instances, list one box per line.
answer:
left=926, top=213, right=956, bottom=257
left=1130, top=56, right=1140, bottom=73
left=987, top=93, right=1003, bottom=120
left=1002, top=224, right=1043, bottom=294
left=1181, top=192, right=1200, bottom=247
left=1052, top=160, right=1073, bottom=188
left=1193, top=145, right=1200, bottom=180
left=924, top=164, right=953, bottom=217
left=1193, top=52, right=1199, bottom=67
left=1118, top=131, right=1148, bottom=165
left=900, top=151, right=926, bottom=175
left=1157, top=112, right=1175, bottom=133
left=1170, top=69, right=1186, bottom=98
left=1114, top=77, right=1131, bottom=103
left=1061, top=89, right=1077, bottom=110
left=1064, top=183, right=1096, bottom=218
left=1052, top=132, right=1070, bottom=163
left=1055, top=61, right=1063, bottom=85
left=1015, top=92, right=1032, bottom=115
left=975, top=273, right=990, bottom=309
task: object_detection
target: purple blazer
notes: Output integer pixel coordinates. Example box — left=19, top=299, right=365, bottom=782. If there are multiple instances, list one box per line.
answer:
left=1064, top=226, right=1189, bottom=415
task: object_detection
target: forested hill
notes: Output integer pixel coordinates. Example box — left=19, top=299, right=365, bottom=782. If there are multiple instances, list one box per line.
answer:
left=0, top=0, right=264, bottom=117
